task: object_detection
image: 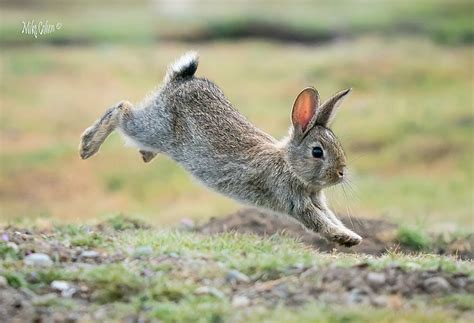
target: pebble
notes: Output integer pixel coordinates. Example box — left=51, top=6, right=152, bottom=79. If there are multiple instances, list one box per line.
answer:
left=80, top=250, right=100, bottom=258
left=179, top=218, right=195, bottom=231
left=51, top=281, right=77, bottom=298
left=232, top=295, right=250, bottom=308
left=0, top=276, right=8, bottom=287
left=24, top=253, right=53, bottom=267
left=195, top=286, right=225, bottom=299
left=348, top=288, right=370, bottom=305
left=226, top=270, right=250, bottom=284
left=285, top=263, right=306, bottom=274
left=134, top=246, right=153, bottom=257
left=423, top=276, right=450, bottom=293
left=371, top=295, right=388, bottom=307
left=366, top=272, right=386, bottom=288
left=51, top=280, right=70, bottom=291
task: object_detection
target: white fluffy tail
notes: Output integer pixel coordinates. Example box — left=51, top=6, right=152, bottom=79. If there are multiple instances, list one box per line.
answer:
left=164, top=51, right=199, bottom=83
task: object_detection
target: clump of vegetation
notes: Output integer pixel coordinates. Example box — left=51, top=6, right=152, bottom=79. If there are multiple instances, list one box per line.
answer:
left=58, top=225, right=105, bottom=248
left=80, top=264, right=145, bottom=303
left=105, top=214, right=149, bottom=231
left=396, top=226, right=432, bottom=251
left=0, top=241, right=20, bottom=261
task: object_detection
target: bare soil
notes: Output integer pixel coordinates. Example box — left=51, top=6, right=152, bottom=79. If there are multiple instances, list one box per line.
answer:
left=197, top=209, right=474, bottom=260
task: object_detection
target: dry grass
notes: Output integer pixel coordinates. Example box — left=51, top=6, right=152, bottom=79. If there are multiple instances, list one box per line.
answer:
left=0, top=38, right=473, bottom=230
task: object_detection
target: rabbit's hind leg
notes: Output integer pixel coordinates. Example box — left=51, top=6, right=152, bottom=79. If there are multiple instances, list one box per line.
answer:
left=79, top=101, right=132, bottom=159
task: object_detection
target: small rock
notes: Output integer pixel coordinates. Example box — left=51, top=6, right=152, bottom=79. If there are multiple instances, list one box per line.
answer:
left=366, top=272, right=386, bottom=288
left=226, top=270, right=250, bottom=284
left=51, top=280, right=69, bottom=291
left=195, top=286, right=225, bottom=299
left=285, top=263, right=306, bottom=274
left=195, top=286, right=211, bottom=295
left=62, top=287, right=76, bottom=298
left=24, top=253, right=53, bottom=267
left=371, top=295, right=388, bottom=307
left=134, top=246, right=153, bottom=257
left=179, top=218, right=195, bottom=231
left=80, top=250, right=100, bottom=258
left=0, top=276, right=8, bottom=288
left=348, top=288, right=370, bottom=305
left=51, top=281, right=76, bottom=297
left=232, top=295, right=250, bottom=308
left=423, top=276, right=451, bottom=294
left=93, top=308, right=108, bottom=321
left=272, top=284, right=289, bottom=299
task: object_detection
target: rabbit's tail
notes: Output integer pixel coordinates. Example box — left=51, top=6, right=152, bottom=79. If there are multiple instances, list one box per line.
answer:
left=164, top=51, right=199, bottom=83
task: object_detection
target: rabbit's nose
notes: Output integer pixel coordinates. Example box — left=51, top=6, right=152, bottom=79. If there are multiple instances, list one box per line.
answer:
left=337, top=167, right=346, bottom=178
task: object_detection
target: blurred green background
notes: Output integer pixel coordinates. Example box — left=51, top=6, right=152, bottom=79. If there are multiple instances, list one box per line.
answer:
left=0, top=0, right=472, bottom=231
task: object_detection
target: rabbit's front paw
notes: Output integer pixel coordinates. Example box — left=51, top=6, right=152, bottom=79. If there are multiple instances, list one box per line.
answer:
left=79, top=126, right=101, bottom=159
left=328, top=228, right=362, bottom=247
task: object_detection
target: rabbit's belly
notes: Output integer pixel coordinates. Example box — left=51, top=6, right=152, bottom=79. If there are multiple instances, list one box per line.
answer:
left=178, top=158, right=282, bottom=210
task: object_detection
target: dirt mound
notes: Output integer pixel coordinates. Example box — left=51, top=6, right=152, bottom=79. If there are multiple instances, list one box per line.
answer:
left=197, top=209, right=473, bottom=259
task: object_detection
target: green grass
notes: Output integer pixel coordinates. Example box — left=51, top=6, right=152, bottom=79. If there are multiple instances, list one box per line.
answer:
left=251, top=303, right=471, bottom=323
left=1, top=1, right=472, bottom=45
left=1, top=222, right=472, bottom=322
left=397, top=226, right=432, bottom=251
left=0, top=38, right=472, bottom=228
left=1, top=4, right=473, bottom=229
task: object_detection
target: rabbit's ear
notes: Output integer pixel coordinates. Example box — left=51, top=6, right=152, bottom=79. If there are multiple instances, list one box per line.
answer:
left=315, top=88, right=351, bottom=127
left=292, top=87, right=320, bottom=136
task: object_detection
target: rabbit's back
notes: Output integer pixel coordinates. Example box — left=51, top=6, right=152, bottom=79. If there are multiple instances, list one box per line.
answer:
left=160, top=78, right=285, bottom=203
left=163, top=77, right=275, bottom=157
left=120, top=52, right=287, bottom=207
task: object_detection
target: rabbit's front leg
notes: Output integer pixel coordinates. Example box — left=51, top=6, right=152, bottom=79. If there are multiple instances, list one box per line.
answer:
left=294, top=198, right=362, bottom=247
left=311, top=191, right=346, bottom=228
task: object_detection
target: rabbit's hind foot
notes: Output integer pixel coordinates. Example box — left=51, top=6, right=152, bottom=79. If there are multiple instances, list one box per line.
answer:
left=79, top=101, right=132, bottom=159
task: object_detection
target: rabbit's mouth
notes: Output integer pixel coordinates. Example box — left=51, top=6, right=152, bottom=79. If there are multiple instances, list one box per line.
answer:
left=322, top=175, right=345, bottom=187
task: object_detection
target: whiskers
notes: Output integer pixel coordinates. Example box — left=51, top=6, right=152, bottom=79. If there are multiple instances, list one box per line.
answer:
left=338, top=169, right=364, bottom=228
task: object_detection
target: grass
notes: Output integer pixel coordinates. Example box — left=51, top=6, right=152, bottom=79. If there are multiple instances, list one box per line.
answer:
left=1, top=220, right=473, bottom=322
left=1, top=38, right=472, bottom=229
left=1, top=2, right=472, bottom=321
left=252, top=303, right=473, bottom=323
left=1, top=1, right=472, bottom=45
left=397, top=226, right=432, bottom=251
left=1, top=3, right=473, bottom=229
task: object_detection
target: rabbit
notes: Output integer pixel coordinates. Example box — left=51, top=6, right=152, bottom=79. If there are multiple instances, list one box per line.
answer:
left=79, top=51, right=362, bottom=247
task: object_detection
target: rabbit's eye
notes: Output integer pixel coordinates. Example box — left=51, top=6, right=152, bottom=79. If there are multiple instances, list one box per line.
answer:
left=312, top=146, right=324, bottom=159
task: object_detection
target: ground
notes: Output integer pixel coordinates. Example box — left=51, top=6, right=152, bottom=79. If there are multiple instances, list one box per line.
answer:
left=1, top=213, right=473, bottom=322
left=0, top=1, right=473, bottom=322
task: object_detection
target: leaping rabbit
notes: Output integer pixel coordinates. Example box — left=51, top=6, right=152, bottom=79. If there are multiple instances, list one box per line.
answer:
left=79, top=52, right=362, bottom=247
